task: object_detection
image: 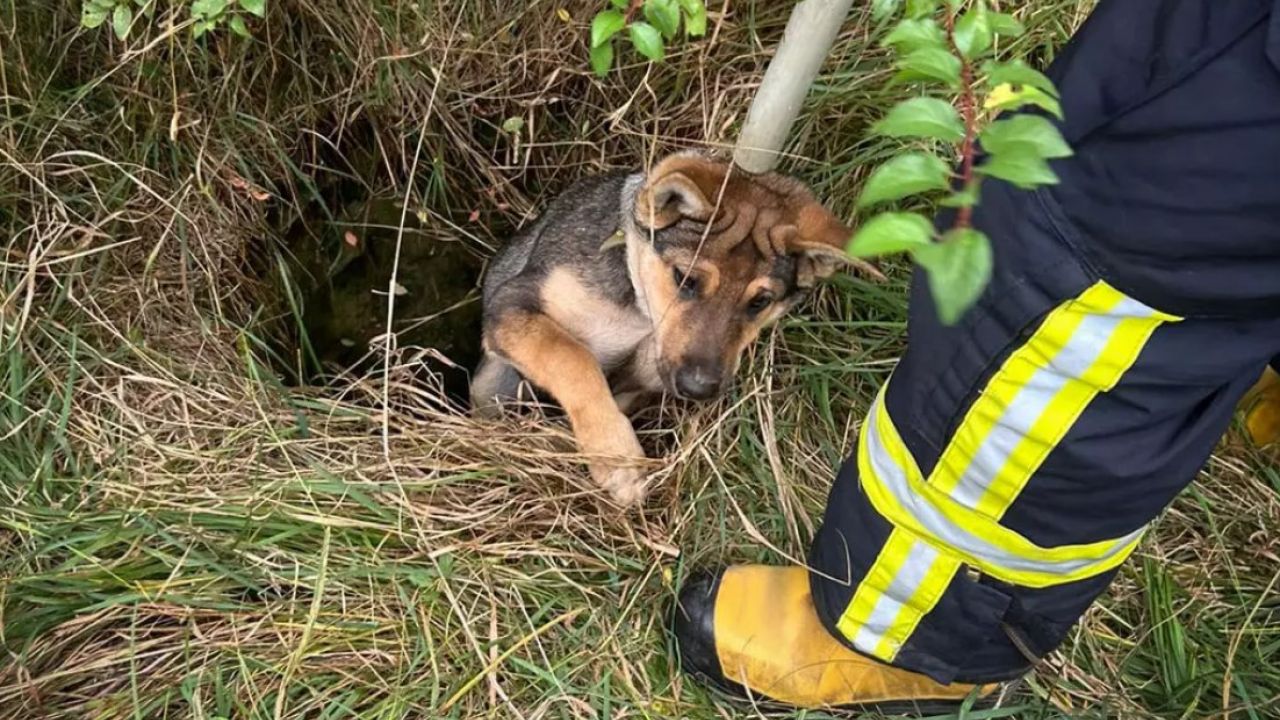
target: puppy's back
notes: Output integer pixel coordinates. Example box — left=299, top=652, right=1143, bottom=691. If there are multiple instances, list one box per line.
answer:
left=482, top=170, right=634, bottom=306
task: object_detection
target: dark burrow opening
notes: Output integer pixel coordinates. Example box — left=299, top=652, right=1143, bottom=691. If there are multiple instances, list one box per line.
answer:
left=271, top=192, right=489, bottom=406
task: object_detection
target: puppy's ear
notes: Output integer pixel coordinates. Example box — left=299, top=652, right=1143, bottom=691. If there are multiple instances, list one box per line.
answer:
left=634, top=171, right=715, bottom=230
left=787, top=203, right=886, bottom=287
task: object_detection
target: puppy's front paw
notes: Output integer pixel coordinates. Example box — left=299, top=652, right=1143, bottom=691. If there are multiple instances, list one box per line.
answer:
left=580, top=411, right=648, bottom=508
left=596, top=464, right=647, bottom=508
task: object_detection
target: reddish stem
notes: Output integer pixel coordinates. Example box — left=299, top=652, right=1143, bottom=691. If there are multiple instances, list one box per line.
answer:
left=944, top=9, right=978, bottom=230
left=624, top=0, right=645, bottom=23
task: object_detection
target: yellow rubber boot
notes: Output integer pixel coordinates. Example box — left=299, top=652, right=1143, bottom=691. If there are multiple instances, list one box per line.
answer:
left=1243, top=367, right=1280, bottom=447
left=672, top=565, right=995, bottom=711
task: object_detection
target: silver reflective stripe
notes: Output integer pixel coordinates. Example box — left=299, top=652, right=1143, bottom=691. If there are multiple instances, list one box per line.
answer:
left=950, top=296, right=1161, bottom=510
left=864, top=401, right=1144, bottom=575
left=838, top=283, right=1170, bottom=657
left=851, top=539, right=939, bottom=652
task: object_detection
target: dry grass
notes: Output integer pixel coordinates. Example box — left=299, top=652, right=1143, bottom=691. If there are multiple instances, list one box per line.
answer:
left=1, top=1, right=1277, bottom=718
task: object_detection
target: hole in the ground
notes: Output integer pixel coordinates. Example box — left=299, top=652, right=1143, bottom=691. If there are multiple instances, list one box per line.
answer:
left=273, top=194, right=488, bottom=405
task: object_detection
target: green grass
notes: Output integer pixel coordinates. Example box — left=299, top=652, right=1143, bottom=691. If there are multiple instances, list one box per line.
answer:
left=1, top=1, right=1278, bottom=718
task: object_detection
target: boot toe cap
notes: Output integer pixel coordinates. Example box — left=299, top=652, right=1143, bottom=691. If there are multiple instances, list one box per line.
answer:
left=672, top=569, right=730, bottom=688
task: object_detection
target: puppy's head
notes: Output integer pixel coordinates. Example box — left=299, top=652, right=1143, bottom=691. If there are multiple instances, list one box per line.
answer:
left=627, top=152, right=861, bottom=401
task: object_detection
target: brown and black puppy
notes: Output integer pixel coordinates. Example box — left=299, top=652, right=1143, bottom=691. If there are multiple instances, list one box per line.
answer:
left=473, top=151, right=871, bottom=506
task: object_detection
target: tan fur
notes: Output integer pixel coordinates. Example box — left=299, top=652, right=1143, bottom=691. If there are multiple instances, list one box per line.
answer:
left=627, top=232, right=783, bottom=385
left=489, top=310, right=649, bottom=505
left=635, top=154, right=886, bottom=282
left=628, top=154, right=867, bottom=390
left=483, top=152, right=874, bottom=508
left=540, top=268, right=651, bottom=369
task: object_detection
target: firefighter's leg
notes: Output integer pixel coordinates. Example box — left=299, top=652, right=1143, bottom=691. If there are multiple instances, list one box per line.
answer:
left=673, top=272, right=1280, bottom=708
left=670, top=135, right=1280, bottom=708
left=669, top=0, right=1280, bottom=703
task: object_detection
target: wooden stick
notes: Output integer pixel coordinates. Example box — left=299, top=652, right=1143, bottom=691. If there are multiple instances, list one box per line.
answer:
left=733, top=0, right=855, bottom=174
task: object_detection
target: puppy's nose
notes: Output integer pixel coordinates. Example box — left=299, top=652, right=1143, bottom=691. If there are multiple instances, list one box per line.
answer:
left=674, top=364, right=722, bottom=400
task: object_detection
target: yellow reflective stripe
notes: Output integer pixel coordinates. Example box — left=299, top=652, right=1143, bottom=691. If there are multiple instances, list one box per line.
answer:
left=874, top=549, right=959, bottom=661
left=837, top=281, right=1181, bottom=657
left=929, top=283, right=1112, bottom=497
left=874, top=388, right=1134, bottom=566
left=977, top=310, right=1171, bottom=518
left=860, top=390, right=1140, bottom=586
left=939, top=282, right=1179, bottom=515
left=836, top=526, right=914, bottom=648
left=836, top=498, right=961, bottom=660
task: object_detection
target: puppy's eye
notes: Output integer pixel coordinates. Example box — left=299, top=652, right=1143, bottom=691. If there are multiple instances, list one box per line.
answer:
left=673, top=267, right=700, bottom=299
left=745, top=293, right=774, bottom=316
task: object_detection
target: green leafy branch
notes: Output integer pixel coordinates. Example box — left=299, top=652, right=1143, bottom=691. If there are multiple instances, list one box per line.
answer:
left=849, top=0, right=1070, bottom=324
left=81, top=0, right=151, bottom=39
left=81, top=0, right=266, bottom=40
left=588, top=0, right=707, bottom=76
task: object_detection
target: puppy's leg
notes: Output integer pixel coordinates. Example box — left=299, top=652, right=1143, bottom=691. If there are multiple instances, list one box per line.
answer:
left=470, top=352, right=524, bottom=418
left=612, top=390, right=653, bottom=417
left=488, top=309, right=647, bottom=506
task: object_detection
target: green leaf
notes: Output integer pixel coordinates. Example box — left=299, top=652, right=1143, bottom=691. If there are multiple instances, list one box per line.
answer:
left=872, top=0, right=901, bottom=21
left=857, top=152, right=952, bottom=208
left=81, top=4, right=110, bottom=29
left=191, top=0, right=228, bottom=20
left=192, top=19, right=213, bottom=38
left=590, top=10, right=625, bottom=48
left=112, top=3, right=133, bottom=39
left=644, top=0, right=681, bottom=39
left=913, top=228, right=992, bottom=325
left=229, top=14, right=250, bottom=37
left=872, top=97, right=964, bottom=142
left=953, top=4, right=992, bottom=58
left=89, top=0, right=115, bottom=9
left=881, top=18, right=945, bottom=53
left=905, top=0, right=938, bottom=19
left=939, top=183, right=980, bottom=208
left=976, top=147, right=1059, bottom=189
left=988, top=12, right=1024, bottom=37
left=501, top=116, right=525, bottom=134
left=848, top=212, right=935, bottom=258
left=980, top=115, right=1072, bottom=159
left=590, top=41, right=615, bottom=76
left=894, top=47, right=962, bottom=87
left=986, top=84, right=1063, bottom=119
left=611, top=0, right=629, bottom=8
left=984, top=60, right=1059, bottom=97
left=629, top=22, right=665, bottom=61
left=679, top=0, right=707, bottom=36
left=239, top=0, right=265, bottom=17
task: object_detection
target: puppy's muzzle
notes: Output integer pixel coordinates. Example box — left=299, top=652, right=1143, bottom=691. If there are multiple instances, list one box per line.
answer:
left=674, top=362, right=723, bottom=401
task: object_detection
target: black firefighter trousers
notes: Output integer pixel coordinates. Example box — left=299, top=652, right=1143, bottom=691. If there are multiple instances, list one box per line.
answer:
left=808, top=0, right=1280, bottom=684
